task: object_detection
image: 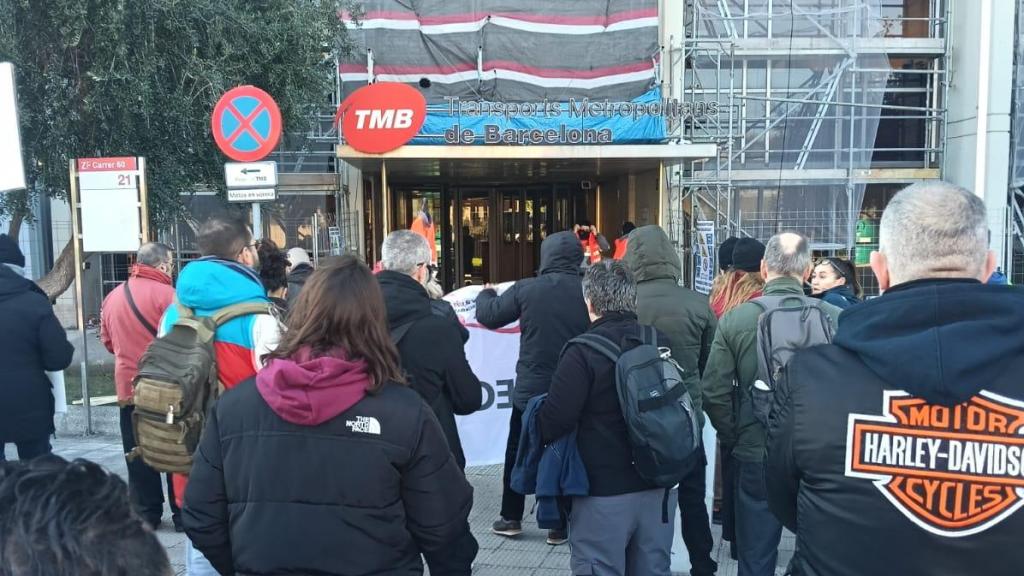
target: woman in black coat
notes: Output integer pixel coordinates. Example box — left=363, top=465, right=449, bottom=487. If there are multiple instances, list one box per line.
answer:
left=183, top=256, right=476, bottom=576
left=0, top=234, right=74, bottom=459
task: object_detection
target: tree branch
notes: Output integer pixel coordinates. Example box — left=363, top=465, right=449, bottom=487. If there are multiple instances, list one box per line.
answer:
left=37, top=238, right=78, bottom=301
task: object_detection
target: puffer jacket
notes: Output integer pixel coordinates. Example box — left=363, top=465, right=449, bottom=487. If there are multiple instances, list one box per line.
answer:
left=623, top=225, right=716, bottom=427
left=184, top=350, right=475, bottom=576
left=702, top=277, right=840, bottom=462
left=768, top=280, right=1024, bottom=576
left=475, top=232, right=590, bottom=410
left=0, top=265, right=74, bottom=442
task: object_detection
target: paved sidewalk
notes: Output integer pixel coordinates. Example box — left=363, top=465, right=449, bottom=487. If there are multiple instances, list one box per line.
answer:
left=7, top=435, right=795, bottom=575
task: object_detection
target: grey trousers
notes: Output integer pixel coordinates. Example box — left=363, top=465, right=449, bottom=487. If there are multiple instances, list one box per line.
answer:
left=569, top=488, right=677, bottom=576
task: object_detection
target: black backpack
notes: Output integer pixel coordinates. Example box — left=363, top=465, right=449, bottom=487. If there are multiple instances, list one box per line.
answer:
left=569, top=325, right=700, bottom=488
left=749, top=295, right=834, bottom=428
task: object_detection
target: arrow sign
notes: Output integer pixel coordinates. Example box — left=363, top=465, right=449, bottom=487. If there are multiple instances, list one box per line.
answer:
left=225, top=161, right=278, bottom=189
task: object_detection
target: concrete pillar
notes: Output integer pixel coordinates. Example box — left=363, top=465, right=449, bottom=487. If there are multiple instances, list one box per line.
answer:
left=944, top=0, right=1016, bottom=265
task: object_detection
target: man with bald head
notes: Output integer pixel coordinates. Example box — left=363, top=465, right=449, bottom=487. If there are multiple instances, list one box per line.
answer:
left=703, top=231, right=840, bottom=576
left=767, top=182, right=1024, bottom=576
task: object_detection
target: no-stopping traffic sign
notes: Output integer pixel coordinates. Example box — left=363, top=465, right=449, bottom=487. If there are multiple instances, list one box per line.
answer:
left=211, top=86, right=283, bottom=162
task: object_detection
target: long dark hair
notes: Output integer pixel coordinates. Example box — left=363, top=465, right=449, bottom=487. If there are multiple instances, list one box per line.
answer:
left=266, top=255, right=404, bottom=392
left=823, top=257, right=863, bottom=299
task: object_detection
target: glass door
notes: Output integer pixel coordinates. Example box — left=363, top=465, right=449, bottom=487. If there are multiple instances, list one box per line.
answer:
left=456, top=188, right=493, bottom=286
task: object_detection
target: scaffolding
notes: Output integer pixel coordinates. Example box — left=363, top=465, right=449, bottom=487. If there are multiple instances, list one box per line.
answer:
left=1011, top=0, right=1024, bottom=283
left=667, top=0, right=949, bottom=286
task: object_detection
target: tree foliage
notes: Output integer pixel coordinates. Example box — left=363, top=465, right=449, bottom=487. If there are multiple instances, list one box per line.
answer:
left=0, top=0, right=358, bottom=229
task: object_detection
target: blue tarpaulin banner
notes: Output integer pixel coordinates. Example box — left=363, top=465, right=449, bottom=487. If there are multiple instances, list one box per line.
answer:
left=411, top=87, right=668, bottom=145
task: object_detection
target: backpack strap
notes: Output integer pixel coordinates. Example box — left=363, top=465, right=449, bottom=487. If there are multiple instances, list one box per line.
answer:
left=176, top=302, right=195, bottom=320
left=637, top=382, right=689, bottom=413
left=390, top=321, right=417, bottom=346
left=564, top=333, right=621, bottom=364
left=208, top=301, right=274, bottom=327
left=123, top=280, right=157, bottom=337
left=640, top=324, right=658, bottom=348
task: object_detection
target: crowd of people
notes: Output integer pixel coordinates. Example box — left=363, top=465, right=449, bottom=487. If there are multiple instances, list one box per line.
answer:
left=0, top=180, right=1021, bottom=576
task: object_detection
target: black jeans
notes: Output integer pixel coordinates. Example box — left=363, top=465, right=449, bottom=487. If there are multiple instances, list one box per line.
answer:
left=734, top=457, right=783, bottom=576
left=120, top=405, right=180, bottom=525
left=0, top=437, right=51, bottom=461
left=720, top=442, right=738, bottom=542
left=678, top=449, right=718, bottom=576
left=501, top=405, right=527, bottom=522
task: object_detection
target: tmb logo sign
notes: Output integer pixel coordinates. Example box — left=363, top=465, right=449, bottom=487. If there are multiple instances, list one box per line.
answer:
left=846, top=390, right=1024, bottom=537
left=335, top=83, right=426, bottom=154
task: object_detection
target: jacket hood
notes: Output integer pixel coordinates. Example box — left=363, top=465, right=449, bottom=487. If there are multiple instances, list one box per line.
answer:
left=834, top=279, right=1024, bottom=405
left=176, top=257, right=268, bottom=311
left=539, top=231, right=584, bottom=275
left=377, top=270, right=431, bottom=328
left=622, top=225, right=680, bottom=282
left=0, top=264, right=44, bottom=301
left=256, top=348, right=370, bottom=426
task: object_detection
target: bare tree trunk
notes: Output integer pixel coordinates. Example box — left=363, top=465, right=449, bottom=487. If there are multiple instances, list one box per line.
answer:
left=6, top=208, right=26, bottom=240
left=37, top=238, right=79, bottom=301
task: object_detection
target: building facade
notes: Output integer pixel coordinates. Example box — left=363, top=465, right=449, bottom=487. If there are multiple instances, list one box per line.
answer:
left=13, top=0, right=1020, bottom=325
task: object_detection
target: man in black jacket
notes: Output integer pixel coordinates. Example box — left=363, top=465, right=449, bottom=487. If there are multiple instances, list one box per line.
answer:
left=378, top=230, right=482, bottom=469
left=768, top=181, right=1024, bottom=576
left=0, top=234, right=74, bottom=461
left=476, top=230, right=590, bottom=543
left=285, top=247, right=313, bottom=308
left=538, top=260, right=676, bottom=575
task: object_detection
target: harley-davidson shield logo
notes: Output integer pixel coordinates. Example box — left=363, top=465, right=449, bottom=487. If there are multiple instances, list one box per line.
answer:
left=846, top=390, right=1024, bottom=537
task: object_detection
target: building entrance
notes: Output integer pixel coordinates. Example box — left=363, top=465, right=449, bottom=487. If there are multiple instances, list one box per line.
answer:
left=391, top=183, right=585, bottom=290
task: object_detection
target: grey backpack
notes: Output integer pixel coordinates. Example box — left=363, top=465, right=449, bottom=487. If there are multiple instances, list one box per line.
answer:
left=569, top=325, right=701, bottom=488
left=750, top=295, right=834, bottom=428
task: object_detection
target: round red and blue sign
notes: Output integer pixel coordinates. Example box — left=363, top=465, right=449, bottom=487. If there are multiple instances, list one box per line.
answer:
left=211, top=86, right=283, bottom=162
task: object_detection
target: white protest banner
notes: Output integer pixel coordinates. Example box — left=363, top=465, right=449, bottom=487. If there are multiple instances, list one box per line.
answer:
left=444, top=282, right=519, bottom=467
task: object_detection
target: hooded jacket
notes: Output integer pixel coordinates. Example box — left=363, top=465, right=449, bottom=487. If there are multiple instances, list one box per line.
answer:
left=285, top=262, right=313, bottom=308
left=623, top=226, right=716, bottom=427
left=703, top=276, right=841, bottom=462
left=475, top=231, right=590, bottom=410
left=184, top=350, right=475, bottom=576
left=767, top=280, right=1024, bottom=576
left=0, top=266, right=74, bottom=442
left=159, top=257, right=281, bottom=507
left=378, top=270, right=482, bottom=469
left=100, top=265, right=175, bottom=404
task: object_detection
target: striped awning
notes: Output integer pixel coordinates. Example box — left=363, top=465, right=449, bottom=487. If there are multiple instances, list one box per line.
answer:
left=341, top=0, right=660, bottom=103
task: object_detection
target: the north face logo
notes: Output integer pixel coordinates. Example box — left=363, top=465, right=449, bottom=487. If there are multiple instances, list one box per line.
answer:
left=345, top=416, right=381, bottom=435
left=846, top=390, right=1024, bottom=537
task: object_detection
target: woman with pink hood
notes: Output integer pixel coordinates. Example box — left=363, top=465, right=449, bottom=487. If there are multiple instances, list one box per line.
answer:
left=183, top=256, right=476, bottom=575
